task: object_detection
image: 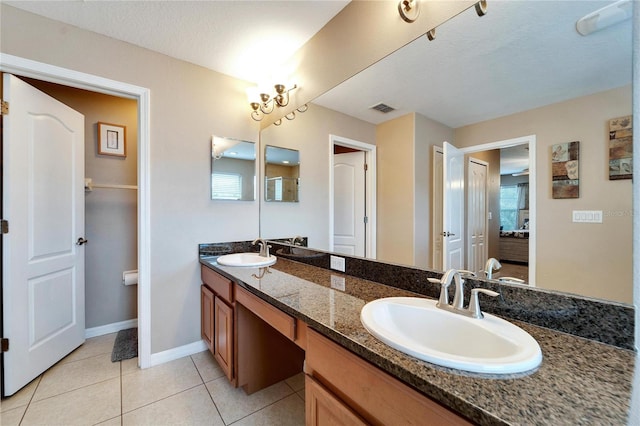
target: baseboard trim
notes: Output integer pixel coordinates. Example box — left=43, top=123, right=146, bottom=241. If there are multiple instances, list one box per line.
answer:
left=85, top=319, right=138, bottom=339
left=149, top=340, right=208, bottom=367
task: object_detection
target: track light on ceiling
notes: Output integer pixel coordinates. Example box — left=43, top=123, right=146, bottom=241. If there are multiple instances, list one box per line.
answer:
left=576, top=0, right=631, bottom=36
left=423, top=1, right=487, bottom=41
left=398, top=0, right=420, bottom=23
left=247, top=83, right=307, bottom=125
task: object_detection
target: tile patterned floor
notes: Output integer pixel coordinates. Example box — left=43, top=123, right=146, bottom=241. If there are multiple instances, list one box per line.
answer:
left=1, top=333, right=305, bottom=425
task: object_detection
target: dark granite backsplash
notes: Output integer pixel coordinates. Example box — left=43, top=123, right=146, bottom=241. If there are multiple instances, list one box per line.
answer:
left=198, top=241, right=635, bottom=350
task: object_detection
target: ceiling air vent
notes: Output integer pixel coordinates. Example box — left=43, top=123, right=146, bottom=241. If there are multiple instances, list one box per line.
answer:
left=370, top=103, right=396, bottom=113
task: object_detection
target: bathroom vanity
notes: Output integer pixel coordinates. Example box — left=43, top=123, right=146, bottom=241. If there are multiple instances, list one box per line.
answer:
left=199, top=244, right=634, bottom=425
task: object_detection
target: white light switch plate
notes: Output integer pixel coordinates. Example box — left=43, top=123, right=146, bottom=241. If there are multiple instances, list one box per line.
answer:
left=330, top=255, right=345, bottom=272
left=572, top=210, right=603, bottom=223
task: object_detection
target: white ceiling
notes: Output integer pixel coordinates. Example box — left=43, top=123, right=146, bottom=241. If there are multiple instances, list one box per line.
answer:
left=5, top=0, right=350, bottom=84
left=8, top=1, right=632, bottom=174
left=313, top=1, right=632, bottom=128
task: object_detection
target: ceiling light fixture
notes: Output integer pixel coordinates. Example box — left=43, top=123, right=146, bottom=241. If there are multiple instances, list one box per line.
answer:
left=512, top=169, right=530, bottom=177
left=576, top=0, right=632, bottom=36
left=247, top=83, right=308, bottom=125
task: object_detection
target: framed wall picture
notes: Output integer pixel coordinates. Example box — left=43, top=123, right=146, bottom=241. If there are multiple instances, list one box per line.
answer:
left=608, top=115, right=632, bottom=180
left=551, top=141, right=579, bottom=199
left=98, top=122, right=126, bottom=157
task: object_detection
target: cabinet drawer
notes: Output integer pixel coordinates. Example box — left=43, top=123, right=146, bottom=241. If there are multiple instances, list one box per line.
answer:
left=201, top=265, right=233, bottom=303
left=236, top=285, right=296, bottom=340
left=306, top=330, right=472, bottom=425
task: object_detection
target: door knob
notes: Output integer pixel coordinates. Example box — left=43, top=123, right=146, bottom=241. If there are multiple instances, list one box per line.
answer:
left=76, top=237, right=88, bottom=246
left=442, top=232, right=456, bottom=237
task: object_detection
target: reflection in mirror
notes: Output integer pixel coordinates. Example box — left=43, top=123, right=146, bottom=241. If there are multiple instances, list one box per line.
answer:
left=265, top=146, right=300, bottom=202
left=259, top=1, right=632, bottom=304
left=211, top=136, right=256, bottom=201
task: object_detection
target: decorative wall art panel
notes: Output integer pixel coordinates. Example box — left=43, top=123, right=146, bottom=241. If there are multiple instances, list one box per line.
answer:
left=608, top=115, right=632, bottom=180
left=551, top=141, right=579, bottom=199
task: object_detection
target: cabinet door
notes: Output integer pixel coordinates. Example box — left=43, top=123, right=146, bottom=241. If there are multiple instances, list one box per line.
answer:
left=201, top=285, right=214, bottom=353
left=305, top=375, right=366, bottom=426
left=214, top=296, right=234, bottom=381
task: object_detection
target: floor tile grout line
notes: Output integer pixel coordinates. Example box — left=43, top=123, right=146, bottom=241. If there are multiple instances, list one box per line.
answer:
left=191, top=354, right=227, bottom=424
left=225, top=392, right=301, bottom=426
left=120, top=382, right=205, bottom=416
left=58, top=348, right=117, bottom=366
left=189, top=354, right=206, bottom=385
left=17, top=374, right=42, bottom=425
left=29, top=374, right=121, bottom=405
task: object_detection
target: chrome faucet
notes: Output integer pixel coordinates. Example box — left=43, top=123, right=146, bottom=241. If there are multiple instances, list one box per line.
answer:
left=484, top=258, right=502, bottom=279
left=290, top=235, right=304, bottom=246
left=428, top=269, right=498, bottom=319
left=252, top=238, right=271, bottom=257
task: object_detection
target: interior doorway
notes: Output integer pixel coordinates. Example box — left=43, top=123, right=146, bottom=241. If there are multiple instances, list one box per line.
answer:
left=1, top=54, right=152, bottom=371
left=461, top=135, right=536, bottom=286
left=329, top=135, right=376, bottom=259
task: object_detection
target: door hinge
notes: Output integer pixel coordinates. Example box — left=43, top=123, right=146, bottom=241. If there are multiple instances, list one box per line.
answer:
left=364, top=163, right=368, bottom=171
left=1, top=338, right=8, bottom=352
left=1, top=220, right=8, bottom=234
left=364, top=216, right=369, bottom=224
left=1, top=100, right=8, bottom=115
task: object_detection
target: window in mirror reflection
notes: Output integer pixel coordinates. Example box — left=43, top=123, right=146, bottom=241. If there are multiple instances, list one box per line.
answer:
left=265, top=146, right=300, bottom=202
left=211, top=136, right=256, bottom=201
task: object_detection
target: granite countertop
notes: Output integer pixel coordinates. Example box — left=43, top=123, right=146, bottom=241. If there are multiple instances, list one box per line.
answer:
left=200, top=256, right=634, bottom=425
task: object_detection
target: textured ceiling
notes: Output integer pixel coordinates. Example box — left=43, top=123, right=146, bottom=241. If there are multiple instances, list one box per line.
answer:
left=313, top=0, right=632, bottom=128
left=7, top=1, right=632, bottom=173
left=5, top=0, right=350, bottom=84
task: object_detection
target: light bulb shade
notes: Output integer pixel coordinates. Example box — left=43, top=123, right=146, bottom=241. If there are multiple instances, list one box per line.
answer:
left=246, top=86, right=260, bottom=104
left=576, top=0, right=632, bottom=36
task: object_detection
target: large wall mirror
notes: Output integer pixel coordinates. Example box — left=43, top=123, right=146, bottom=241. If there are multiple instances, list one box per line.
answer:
left=211, top=136, right=256, bottom=201
left=260, top=1, right=633, bottom=304
left=265, top=146, right=300, bottom=202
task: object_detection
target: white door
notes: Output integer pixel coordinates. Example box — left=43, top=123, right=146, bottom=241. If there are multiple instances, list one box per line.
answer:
left=442, top=142, right=464, bottom=270
left=3, top=74, right=86, bottom=396
left=333, top=151, right=365, bottom=256
left=432, top=147, right=443, bottom=270
left=467, top=158, right=488, bottom=274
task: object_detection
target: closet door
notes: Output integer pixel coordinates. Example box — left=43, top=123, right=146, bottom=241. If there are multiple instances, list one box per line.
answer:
left=3, top=74, right=86, bottom=396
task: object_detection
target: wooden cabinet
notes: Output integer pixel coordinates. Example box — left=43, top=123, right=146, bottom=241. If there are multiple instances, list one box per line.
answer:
left=200, top=285, right=214, bottom=352
left=201, top=266, right=236, bottom=385
left=305, top=375, right=367, bottom=426
left=214, top=296, right=234, bottom=381
left=305, top=329, right=472, bottom=426
left=200, top=264, right=303, bottom=392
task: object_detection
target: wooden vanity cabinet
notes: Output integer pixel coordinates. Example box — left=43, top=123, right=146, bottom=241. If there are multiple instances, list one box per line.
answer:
left=305, top=329, right=472, bottom=426
left=201, top=265, right=236, bottom=384
left=200, top=285, right=214, bottom=352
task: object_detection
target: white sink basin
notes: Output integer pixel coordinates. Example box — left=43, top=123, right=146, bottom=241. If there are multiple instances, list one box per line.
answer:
left=360, top=297, right=542, bottom=374
left=216, top=253, right=276, bottom=267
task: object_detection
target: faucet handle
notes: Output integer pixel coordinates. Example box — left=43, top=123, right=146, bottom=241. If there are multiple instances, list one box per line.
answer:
left=469, top=288, right=499, bottom=319
left=428, top=273, right=453, bottom=307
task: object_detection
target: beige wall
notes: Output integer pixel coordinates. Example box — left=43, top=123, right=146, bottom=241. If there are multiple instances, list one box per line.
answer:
left=376, top=112, right=454, bottom=268
left=455, top=86, right=633, bottom=303
left=24, top=78, right=138, bottom=329
left=376, top=114, right=415, bottom=265
left=260, top=103, right=375, bottom=249
left=415, top=113, right=455, bottom=268
left=1, top=5, right=261, bottom=353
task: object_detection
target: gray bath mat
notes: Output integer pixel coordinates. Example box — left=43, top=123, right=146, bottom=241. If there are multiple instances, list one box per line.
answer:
left=111, top=328, right=138, bottom=362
